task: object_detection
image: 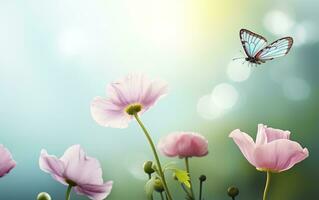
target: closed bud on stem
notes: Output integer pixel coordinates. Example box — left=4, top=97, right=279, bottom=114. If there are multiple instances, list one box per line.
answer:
left=37, top=192, right=52, bottom=200
left=154, top=178, right=164, bottom=193
left=143, top=161, right=155, bottom=175
left=151, top=162, right=158, bottom=172
left=199, top=175, right=207, bottom=182
left=227, top=186, right=239, bottom=198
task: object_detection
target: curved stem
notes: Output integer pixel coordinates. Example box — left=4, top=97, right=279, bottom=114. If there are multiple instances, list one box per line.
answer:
left=181, top=183, right=193, bottom=198
left=263, top=171, right=271, bottom=200
left=184, top=157, right=195, bottom=199
left=134, top=114, right=173, bottom=200
left=65, top=185, right=72, bottom=200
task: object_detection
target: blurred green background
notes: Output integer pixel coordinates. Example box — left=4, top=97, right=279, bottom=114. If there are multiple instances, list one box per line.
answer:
left=0, top=0, right=318, bottom=199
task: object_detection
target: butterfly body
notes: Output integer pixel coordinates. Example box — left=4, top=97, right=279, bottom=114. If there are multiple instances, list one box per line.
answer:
left=239, top=29, right=293, bottom=65
left=245, top=56, right=265, bottom=65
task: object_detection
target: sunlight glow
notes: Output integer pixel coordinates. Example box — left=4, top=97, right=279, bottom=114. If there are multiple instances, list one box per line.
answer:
left=126, top=0, right=187, bottom=50
left=57, top=28, right=88, bottom=56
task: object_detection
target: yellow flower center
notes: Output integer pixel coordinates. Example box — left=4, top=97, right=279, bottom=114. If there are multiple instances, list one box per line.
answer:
left=125, top=103, right=143, bottom=115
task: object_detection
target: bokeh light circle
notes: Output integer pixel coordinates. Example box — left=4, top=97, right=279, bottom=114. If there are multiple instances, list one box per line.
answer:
left=197, top=95, right=224, bottom=120
left=227, top=61, right=251, bottom=82
left=264, top=10, right=295, bottom=36
left=211, top=83, right=239, bottom=109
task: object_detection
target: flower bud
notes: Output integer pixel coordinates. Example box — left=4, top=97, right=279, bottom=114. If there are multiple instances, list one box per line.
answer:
left=37, top=192, right=52, bottom=200
left=227, top=186, right=239, bottom=198
left=154, top=178, right=164, bottom=193
left=143, top=161, right=155, bottom=175
left=199, top=175, right=206, bottom=182
left=151, top=162, right=158, bottom=171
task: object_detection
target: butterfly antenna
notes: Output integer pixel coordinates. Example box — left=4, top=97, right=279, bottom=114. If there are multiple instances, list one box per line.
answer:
left=232, top=57, right=245, bottom=61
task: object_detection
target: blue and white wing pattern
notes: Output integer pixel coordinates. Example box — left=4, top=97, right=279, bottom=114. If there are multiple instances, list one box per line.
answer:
left=240, top=29, right=267, bottom=58
left=256, top=37, right=293, bottom=61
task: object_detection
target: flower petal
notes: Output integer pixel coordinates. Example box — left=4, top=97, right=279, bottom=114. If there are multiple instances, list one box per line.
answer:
left=0, top=145, right=16, bottom=177
left=190, top=134, right=209, bottom=157
left=91, top=96, right=131, bottom=128
left=140, top=79, right=168, bottom=109
left=39, top=149, right=66, bottom=184
left=107, top=73, right=168, bottom=110
left=158, top=133, right=180, bottom=157
left=60, top=145, right=104, bottom=185
left=158, top=132, right=208, bottom=158
left=176, top=133, right=208, bottom=157
left=107, top=73, right=147, bottom=105
left=253, top=139, right=309, bottom=172
left=229, top=129, right=256, bottom=166
left=92, top=73, right=168, bottom=129
left=256, top=124, right=290, bottom=145
left=74, top=181, right=113, bottom=200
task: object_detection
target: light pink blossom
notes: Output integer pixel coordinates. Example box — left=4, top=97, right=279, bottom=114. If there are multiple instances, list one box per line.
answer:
left=39, top=145, right=113, bottom=200
left=0, top=145, right=16, bottom=177
left=229, top=124, right=309, bottom=172
left=158, top=132, right=208, bottom=158
left=91, top=73, right=168, bottom=128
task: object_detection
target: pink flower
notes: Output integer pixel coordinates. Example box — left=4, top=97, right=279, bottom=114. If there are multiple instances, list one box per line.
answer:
left=229, top=124, right=309, bottom=172
left=0, top=145, right=16, bottom=177
left=91, top=73, right=168, bottom=128
left=158, top=132, right=209, bottom=158
left=39, top=145, right=113, bottom=200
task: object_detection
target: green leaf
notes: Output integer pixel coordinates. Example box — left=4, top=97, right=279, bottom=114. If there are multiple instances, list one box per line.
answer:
left=174, top=169, right=191, bottom=188
left=145, top=177, right=155, bottom=200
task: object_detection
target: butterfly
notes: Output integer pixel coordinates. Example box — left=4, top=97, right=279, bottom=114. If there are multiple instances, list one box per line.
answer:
left=236, top=29, right=293, bottom=65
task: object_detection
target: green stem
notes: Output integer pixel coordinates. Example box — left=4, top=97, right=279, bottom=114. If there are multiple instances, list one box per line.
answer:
left=263, top=171, right=271, bottom=200
left=185, top=157, right=195, bottom=199
left=134, top=114, right=173, bottom=200
left=65, top=185, right=72, bottom=200
left=147, top=173, right=154, bottom=200
left=160, top=192, right=165, bottom=200
left=181, top=183, right=193, bottom=198
left=199, top=181, right=203, bottom=200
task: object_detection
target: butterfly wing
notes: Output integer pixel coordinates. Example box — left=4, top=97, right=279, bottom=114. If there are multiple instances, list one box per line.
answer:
left=240, top=29, right=268, bottom=58
left=256, top=37, right=293, bottom=61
